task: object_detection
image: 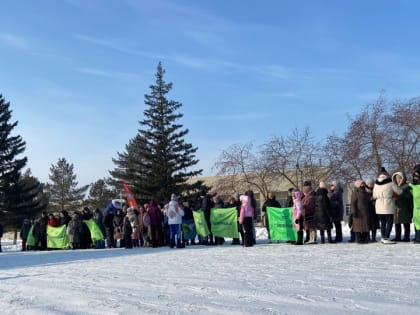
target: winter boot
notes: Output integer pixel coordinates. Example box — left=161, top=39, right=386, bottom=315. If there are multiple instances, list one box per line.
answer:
left=414, top=229, right=420, bottom=243
left=362, top=232, right=369, bottom=243
left=334, top=222, right=343, bottom=242
left=295, top=231, right=304, bottom=245
left=305, top=230, right=310, bottom=243
left=327, top=229, right=336, bottom=243
left=402, top=223, right=410, bottom=242
left=169, top=238, right=175, bottom=249
left=370, top=229, right=377, bottom=242
left=348, top=229, right=355, bottom=243
left=320, top=230, right=325, bottom=244
left=355, top=232, right=361, bottom=243
left=176, top=238, right=185, bottom=248
left=306, top=230, right=317, bottom=244
left=392, top=224, right=401, bottom=242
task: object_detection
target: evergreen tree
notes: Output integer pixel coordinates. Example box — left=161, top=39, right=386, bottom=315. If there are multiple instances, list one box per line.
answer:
left=87, top=178, right=116, bottom=210
left=110, top=62, right=203, bottom=202
left=6, top=169, right=49, bottom=228
left=0, top=94, right=28, bottom=225
left=46, top=157, right=88, bottom=212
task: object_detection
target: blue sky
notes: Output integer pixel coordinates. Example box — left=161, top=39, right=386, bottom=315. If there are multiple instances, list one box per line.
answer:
left=1, top=0, right=420, bottom=187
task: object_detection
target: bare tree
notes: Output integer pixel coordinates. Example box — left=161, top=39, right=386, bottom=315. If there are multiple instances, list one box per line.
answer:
left=383, top=97, right=420, bottom=174
left=261, top=127, right=326, bottom=189
left=213, top=142, right=277, bottom=200
left=213, top=128, right=326, bottom=202
left=324, top=94, right=419, bottom=183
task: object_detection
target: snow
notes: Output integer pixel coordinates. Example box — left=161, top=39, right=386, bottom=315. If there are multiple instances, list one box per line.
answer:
left=1, top=227, right=420, bottom=315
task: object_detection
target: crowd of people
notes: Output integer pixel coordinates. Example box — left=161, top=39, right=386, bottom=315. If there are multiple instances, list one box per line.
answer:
left=285, top=164, right=420, bottom=245
left=2, top=164, right=419, bottom=252
left=11, top=189, right=258, bottom=251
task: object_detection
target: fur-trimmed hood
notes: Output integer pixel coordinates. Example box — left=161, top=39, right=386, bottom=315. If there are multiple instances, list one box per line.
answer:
left=392, top=171, right=407, bottom=186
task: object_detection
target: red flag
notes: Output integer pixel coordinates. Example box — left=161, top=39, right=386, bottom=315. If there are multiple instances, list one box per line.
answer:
left=122, top=181, right=139, bottom=210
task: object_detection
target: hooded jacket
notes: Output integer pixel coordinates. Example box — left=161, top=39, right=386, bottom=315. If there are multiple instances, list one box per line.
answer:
left=392, top=171, right=413, bottom=224
left=167, top=197, right=184, bottom=225
left=373, top=173, right=402, bottom=215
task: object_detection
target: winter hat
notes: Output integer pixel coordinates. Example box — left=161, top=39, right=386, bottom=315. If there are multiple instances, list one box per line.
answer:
left=319, top=181, right=326, bottom=189
left=303, top=180, right=312, bottom=187
left=354, top=179, right=364, bottom=188
left=379, top=166, right=389, bottom=176
left=365, top=178, right=374, bottom=187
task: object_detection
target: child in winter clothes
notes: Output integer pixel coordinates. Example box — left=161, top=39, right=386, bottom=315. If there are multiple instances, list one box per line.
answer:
left=167, top=194, right=185, bottom=248
left=292, top=190, right=304, bottom=245
left=239, top=195, right=255, bottom=247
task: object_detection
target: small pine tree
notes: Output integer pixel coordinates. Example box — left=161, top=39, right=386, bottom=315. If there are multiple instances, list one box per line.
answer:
left=46, top=157, right=88, bottom=212
left=111, top=62, right=203, bottom=202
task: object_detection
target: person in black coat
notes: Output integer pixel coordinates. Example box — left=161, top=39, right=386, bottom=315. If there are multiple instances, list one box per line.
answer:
left=200, top=189, right=214, bottom=245
left=33, top=212, right=48, bottom=250
left=80, top=207, right=93, bottom=249
left=59, top=210, right=71, bottom=227
left=103, top=209, right=115, bottom=248
left=245, top=190, right=257, bottom=245
left=315, top=182, right=334, bottom=243
left=261, top=192, right=281, bottom=243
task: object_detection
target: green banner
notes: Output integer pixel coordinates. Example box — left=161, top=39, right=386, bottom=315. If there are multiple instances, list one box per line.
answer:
left=267, top=207, right=297, bottom=242
left=410, top=184, right=420, bottom=229
left=84, top=219, right=104, bottom=242
left=47, top=225, right=70, bottom=249
left=210, top=207, right=239, bottom=239
left=193, top=210, right=210, bottom=237
left=26, top=225, right=35, bottom=247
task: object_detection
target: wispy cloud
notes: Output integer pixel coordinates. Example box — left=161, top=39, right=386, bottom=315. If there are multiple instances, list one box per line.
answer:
left=77, top=67, right=144, bottom=82
left=74, top=34, right=161, bottom=60
left=0, top=33, right=29, bottom=50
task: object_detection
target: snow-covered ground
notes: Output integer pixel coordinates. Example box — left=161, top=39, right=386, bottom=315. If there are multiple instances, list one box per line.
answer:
left=1, top=227, right=419, bottom=315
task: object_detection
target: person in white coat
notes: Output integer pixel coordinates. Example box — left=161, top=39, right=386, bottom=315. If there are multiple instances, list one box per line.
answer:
left=373, top=167, right=402, bottom=244
left=167, top=194, right=185, bottom=248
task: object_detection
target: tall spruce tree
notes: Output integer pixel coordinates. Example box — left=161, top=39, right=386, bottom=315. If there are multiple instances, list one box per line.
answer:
left=46, top=157, right=89, bottom=212
left=110, top=62, right=203, bottom=202
left=7, top=169, right=49, bottom=228
left=0, top=94, right=28, bottom=226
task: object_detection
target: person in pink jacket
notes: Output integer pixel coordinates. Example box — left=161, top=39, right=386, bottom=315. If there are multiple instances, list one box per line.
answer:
left=239, top=195, right=254, bottom=247
left=292, top=190, right=304, bottom=245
